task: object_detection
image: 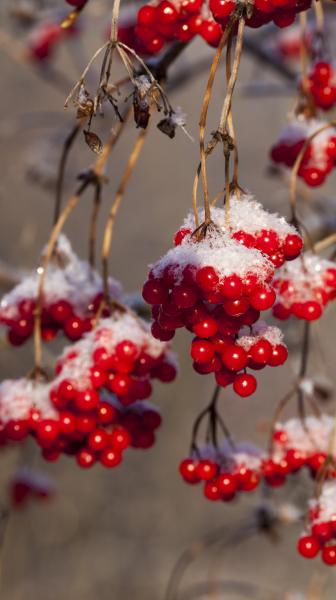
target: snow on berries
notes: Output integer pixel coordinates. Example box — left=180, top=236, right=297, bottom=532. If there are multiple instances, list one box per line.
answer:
left=134, top=0, right=313, bottom=55
left=0, top=375, right=165, bottom=468
left=270, top=117, right=336, bottom=187
left=52, top=312, right=177, bottom=407
left=273, top=254, right=336, bottom=321
left=303, top=61, right=336, bottom=111
left=180, top=195, right=303, bottom=267
left=179, top=440, right=263, bottom=502
left=143, top=204, right=294, bottom=396
left=267, top=414, right=336, bottom=487
left=0, top=235, right=122, bottom=346
left=298, top=482, right=336, bottom=565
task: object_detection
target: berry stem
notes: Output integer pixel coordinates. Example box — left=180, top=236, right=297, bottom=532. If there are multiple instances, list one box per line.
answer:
left=101, top=127, right=148, bottom=305
left=88, top=180, right=102, bottom=269
left=54, top=121, right=82, bottom=226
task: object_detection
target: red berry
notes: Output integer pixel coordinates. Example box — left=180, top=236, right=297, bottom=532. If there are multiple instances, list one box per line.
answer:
left=200, top=20, right=222, bottom=47
left=151, top=322, right=175, bottom=341
left=64, top=316, right=84, bottom=340
left=100, top=447, right=122, bottom=468
left=97, top=402, right=118, bottom=425
left=322, top=545, right=336, bottom=566
left=268, top=344, right=288, bottom=366
left=255, top=229, right=280, bottom=255
left=314, top=61, right=332, bottom=86
left=223, top=297, right=249, bottom=317
left=219, top=274, right=243, bottom=299
left=301, top=301, right=322, bottom=321
left=157, top=1, right=179, bottom=24
left=221, top=345, right=248, bottom=372
left=59, top=411, right=76, bottom=436
left=204, top=480, right=221, bottom=500
left=74, top=389, right=99, bottom=412
left=193, top=317, right=218, bottom=338
left=312, top=522, right=332, bottom=544
left=233, top=373, right=257, bottom=397
left=297, top=535, right=320, bottom=559
left=49, top=300, right=73, bottom=323
left=179, top=459, right=200, bottom=484
left=196, top=460, right=218, bottom=481
left=142, top=279, right=168, bottom=304
left=5, top=419, right=29, bottom=441
left=174, top=228, right=192, bottom=245
left=217, top=472, right=237, bottom=498
left=209, top=0, right=236, bottom=18
left=249, top=339, right=272, bottom=364
left=110, top=426, right=131, bottom=450
left=36, top=420, right=60, bottom=444
left=88, top=428, right=109, bottom=452
left=172, top=284, right=199, bottom=308
left=191, top=339, right=215, bottom=363
left=76, top=448, right=96, bottom=468
left=137, top=5, right=158, bottom=27
left=196, top=266, right=219, bottom=292
left=302, top=168, right=325, bottom=187
left=250, top=286, right=276, bottom=311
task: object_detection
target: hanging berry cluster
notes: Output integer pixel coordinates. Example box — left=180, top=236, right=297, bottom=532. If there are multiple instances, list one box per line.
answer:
left=142, top=195, right=299, bottom=397
left=134, top=0, right=313, bottom=54
left=270, top=118, right=336, bottom=187
left=298, top=481, right=336, bottom=566
left=273, top=254, right=336, bottom=321
left=304, top=61, right=336, bottom=111
left=0, top=236, right=122, bottom=346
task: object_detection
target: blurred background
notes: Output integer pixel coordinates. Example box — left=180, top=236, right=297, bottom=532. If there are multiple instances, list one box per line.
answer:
left=0, top=1, right=336, bottom=598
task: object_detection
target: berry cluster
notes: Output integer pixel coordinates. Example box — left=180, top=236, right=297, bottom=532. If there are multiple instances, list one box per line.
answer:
left=304, top=62, right=336, bottom=111
left=134, top=0, right=313, bottom=55
left=10, top=468, right=55, bottom=508
left=273, top=254, right=336, bottom=322
left=53, top=313, right=177, bottom=406
left=298, top=482, right=336, bottom=566
left=265, top=415, right=336, bottom=488
left=270, top=118, right=336, bottom=187
left=179, top=441, right=263, bottom=502
left=0, top=235, right=122, bottom=346
left=0, top=371, right=165, bottom=469
left=143, top=199, right=298, bottom=395
left=180, top=195, right=303, bottom=268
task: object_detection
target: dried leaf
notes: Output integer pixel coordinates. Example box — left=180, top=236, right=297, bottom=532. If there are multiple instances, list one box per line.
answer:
left=157, top=118, right=176, bottom=139
left=83, top=131, right=103, bottom=154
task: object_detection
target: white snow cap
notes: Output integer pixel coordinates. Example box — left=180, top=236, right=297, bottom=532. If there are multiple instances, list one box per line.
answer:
left=309, top=481, right=336, bottom=525
left=151, top=226, right=274, bottom=283
left=193, top=440, right=265, bottom=471
left=237, top=321, right=284, bottom=351
left=0, top=234, right=122, bottom=321
left=274, top=414, right=335, bottom=456
left=274, top=252, right=336, bottom=304
left=183, top=194, right=298, bottom=240
left=0, top=379, right=57, bottom=424
left=54, top=313, right=176, bottom=391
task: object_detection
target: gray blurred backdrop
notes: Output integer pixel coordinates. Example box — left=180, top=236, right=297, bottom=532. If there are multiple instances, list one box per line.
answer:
left=0, top=5, right=336, bottom=599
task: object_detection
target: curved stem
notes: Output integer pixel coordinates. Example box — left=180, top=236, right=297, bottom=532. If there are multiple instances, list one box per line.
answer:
left=89, top=182, right=102, bottom=268
left=198, top=27, right=232, bottom=223
left=34, top=180, right=90, bottom=371
left=54, top=122, right=82, bottom=226
left=218, top=18, right=245, bottom=135
left=101, top=128, right=148, bottom=302
left=314, top=232, right=336, bottom=253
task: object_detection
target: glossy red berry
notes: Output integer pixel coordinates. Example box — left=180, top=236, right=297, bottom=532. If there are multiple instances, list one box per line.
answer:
left=179, top=459, right=200, bottom=484
left=268, top=344, right=288, bottom=366
left=249, top=339, right=272, bottom=364
left=76, top=448, right=96, bottom=468
left=221, top=345, right=248, bottom=372
left=297, top=535, right=320, bottom=559
left=49, top=300, right=73, bottom=323
left=191, top=339, right=215, bottom=363
left=75, top=389, right=100, bottom=412
left=100, top=447, right=122, bottom=468
left=142, top=279, right=168, bottom=304
left=196, top=266, right=219, bottom=292
left=233, top=373, right=257, bottom=397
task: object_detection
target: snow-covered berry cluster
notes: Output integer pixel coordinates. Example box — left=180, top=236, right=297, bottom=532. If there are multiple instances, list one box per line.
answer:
left=179, top=440, right=263, bottom=502
left=298, top=482, right=336, bottom=565
left=134, top=0, right=312, bottom=55
left=0, top=235, right=122, bottom=346
left=179, top=195, right=303, bottom=268
left=0, top=369, right=166, bottom=469
left=142, top=197, right=298, bottom=396
left=273, top=254, right=336, bottom=321
left=304, top=61, right=336, bottom=111
left=266, top=415, right=336, bottom=488
left=270, top=118, right=336, bottom=187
